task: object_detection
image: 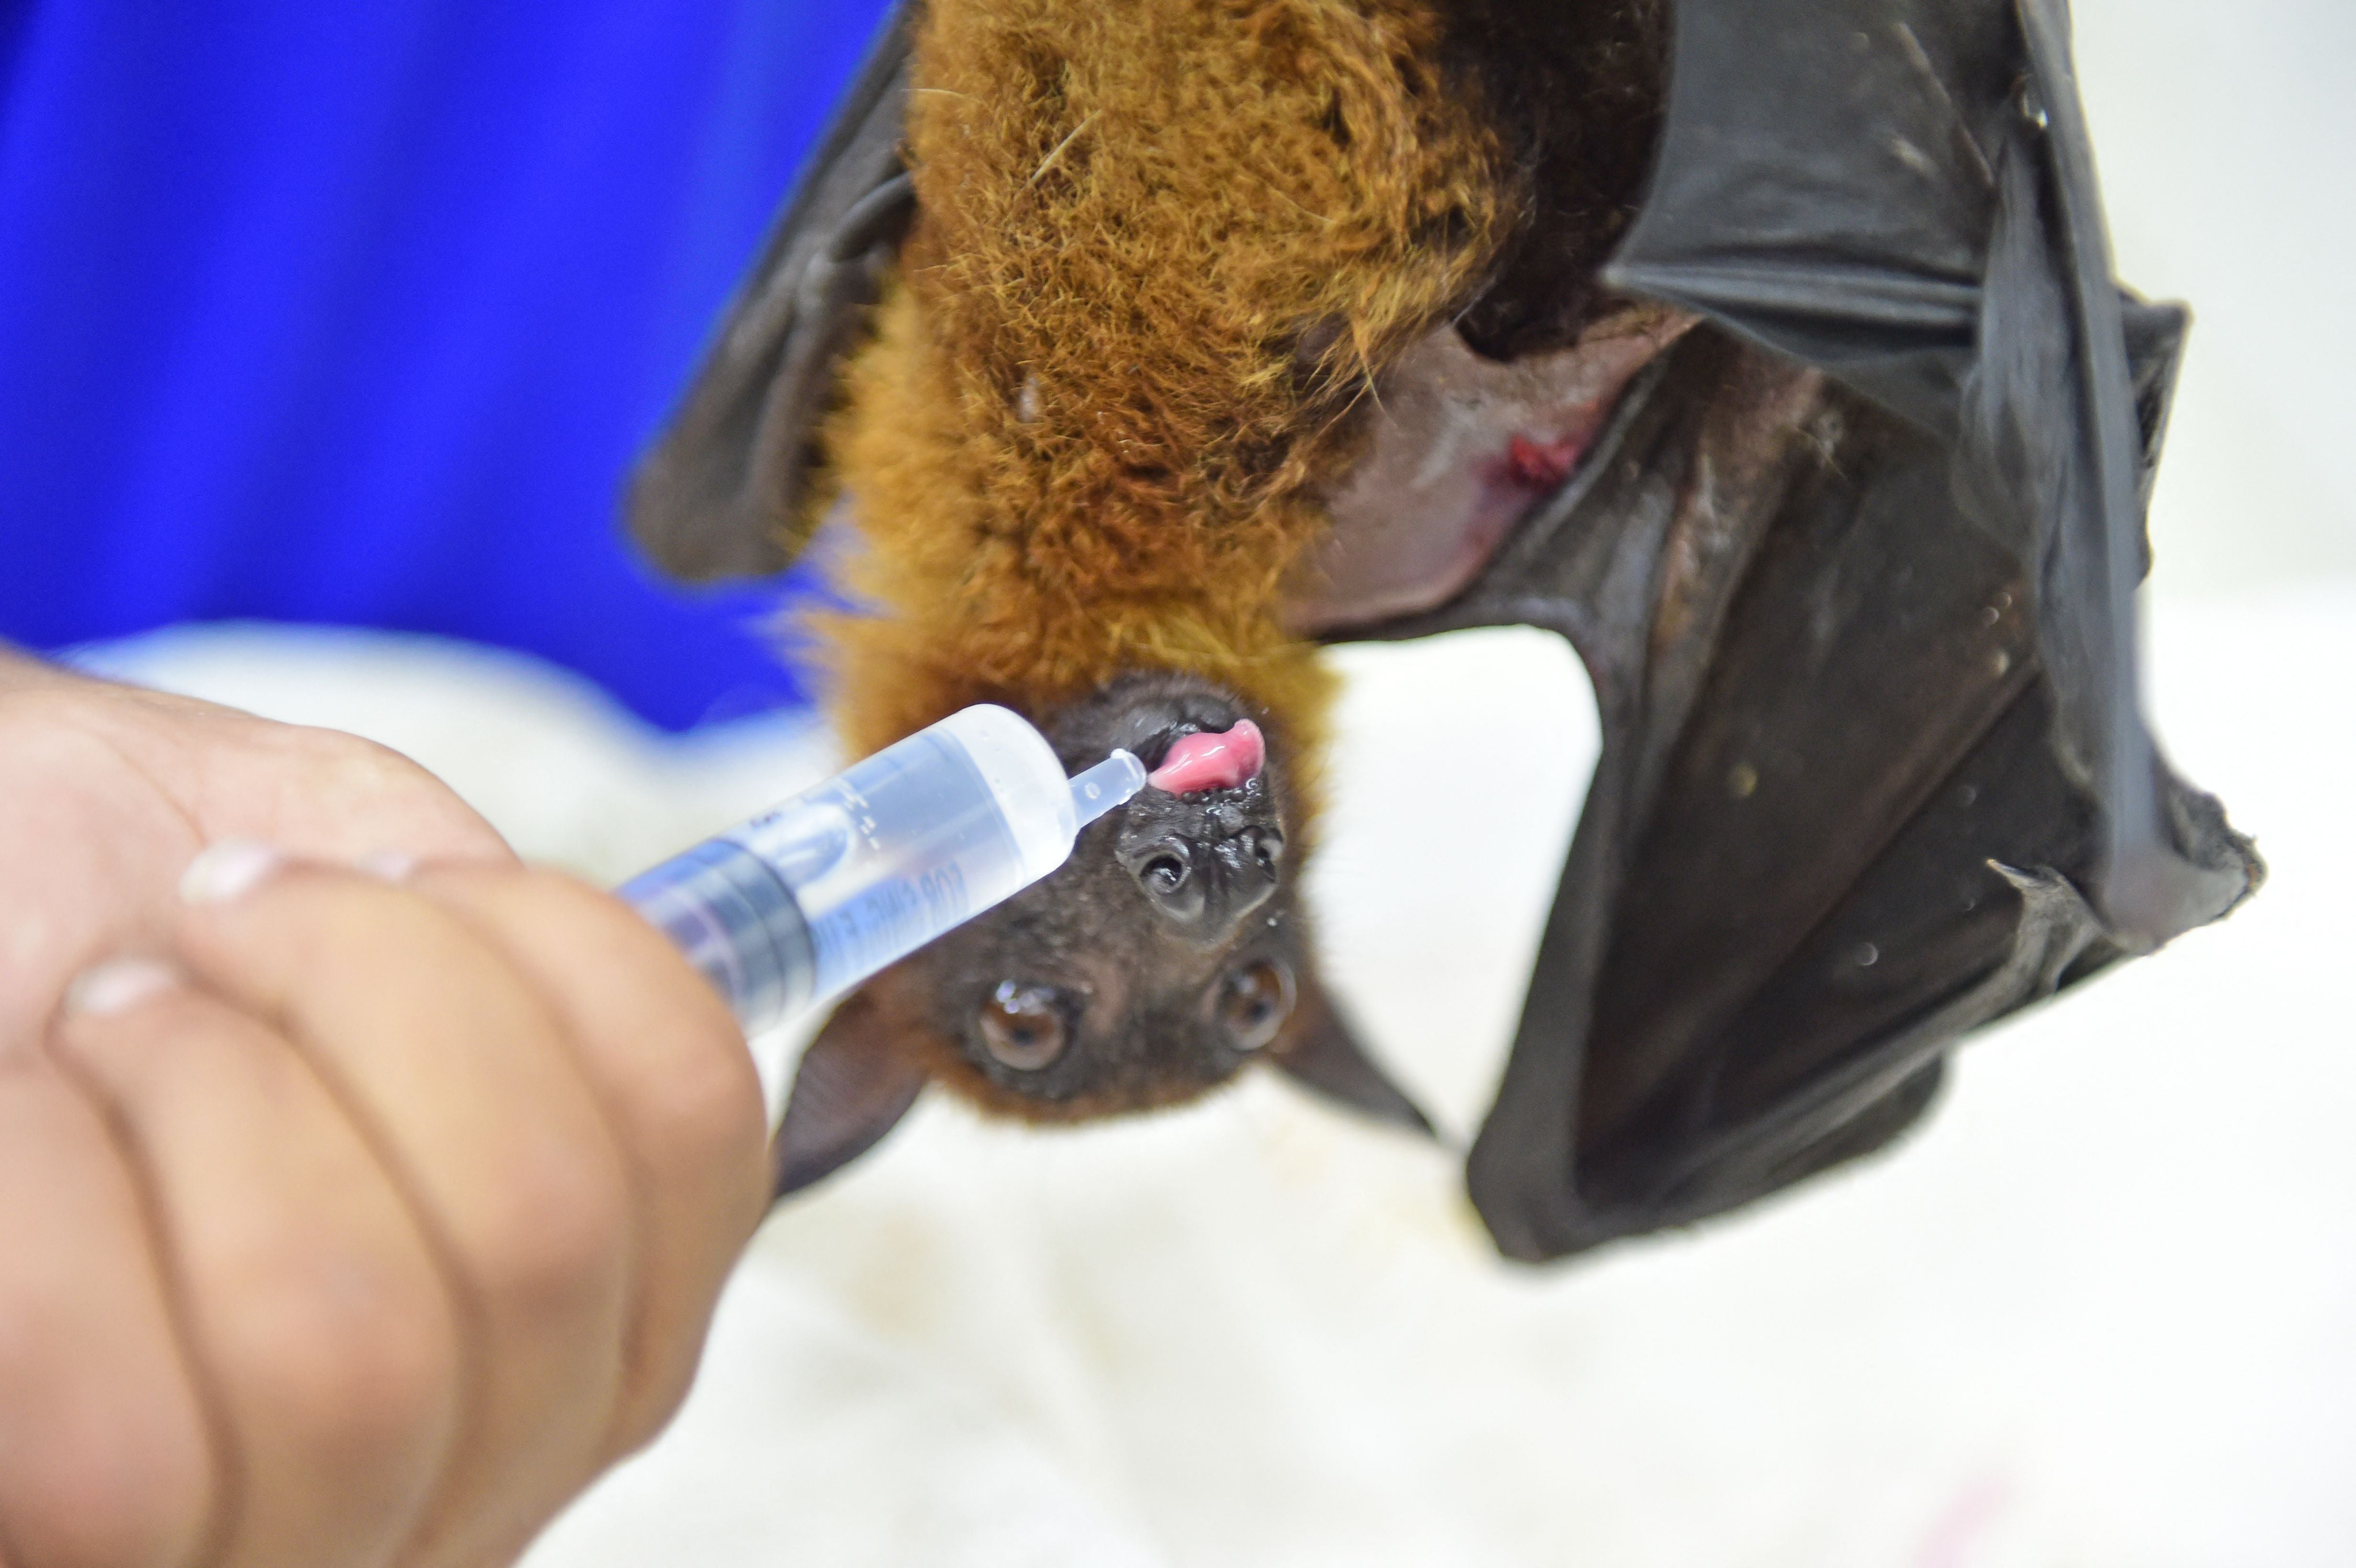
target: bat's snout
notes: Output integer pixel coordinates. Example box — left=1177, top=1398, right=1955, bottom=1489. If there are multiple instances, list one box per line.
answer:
left=1118, top=817, right=1283, bottom=942
left=1037, top=670, right=1293, bottom=949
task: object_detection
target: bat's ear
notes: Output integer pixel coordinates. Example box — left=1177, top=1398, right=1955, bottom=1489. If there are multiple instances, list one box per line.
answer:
left=1269, top=971, right=1434, bottom=1138
left=772, top=989, right=929, bottom=1200
left=625, top=11, right=914, bottom=584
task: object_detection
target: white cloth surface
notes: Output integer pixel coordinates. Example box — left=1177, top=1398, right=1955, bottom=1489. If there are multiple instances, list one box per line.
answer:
left=86, top=588, right=2354, bottom=1568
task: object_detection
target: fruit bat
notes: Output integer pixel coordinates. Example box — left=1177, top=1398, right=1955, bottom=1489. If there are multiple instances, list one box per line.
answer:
left=627, top=0, right=2262, bottom=1261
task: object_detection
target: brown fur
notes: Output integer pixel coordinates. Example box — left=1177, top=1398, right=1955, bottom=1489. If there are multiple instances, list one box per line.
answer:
left=818, top=0, right=1514, bottom=831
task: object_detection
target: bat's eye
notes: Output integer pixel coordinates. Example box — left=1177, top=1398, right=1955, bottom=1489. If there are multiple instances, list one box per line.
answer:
left=1218, top=959, right=1295, bottom=1052
left=979, top=981, right=1069, bottom=1071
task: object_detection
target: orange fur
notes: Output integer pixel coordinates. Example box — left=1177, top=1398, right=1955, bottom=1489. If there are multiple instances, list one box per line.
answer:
left=817, top=0, right=1509, bottom=828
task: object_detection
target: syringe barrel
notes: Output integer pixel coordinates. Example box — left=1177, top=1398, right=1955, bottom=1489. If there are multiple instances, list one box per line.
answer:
left=621, top=839, right=821, bottom=1033
left=618, top=706, right=1085, bottom=1035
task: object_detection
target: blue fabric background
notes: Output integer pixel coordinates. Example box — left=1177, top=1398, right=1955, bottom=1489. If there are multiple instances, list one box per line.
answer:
left=0, top=0, right=891, bottom=729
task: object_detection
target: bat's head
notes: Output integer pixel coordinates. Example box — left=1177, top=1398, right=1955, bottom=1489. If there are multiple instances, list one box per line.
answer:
left=771, top=671, right=1430, bottom=1198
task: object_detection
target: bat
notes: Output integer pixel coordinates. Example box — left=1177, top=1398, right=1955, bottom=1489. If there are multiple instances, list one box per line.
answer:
left=627, top=0, right=2262, bottom=1261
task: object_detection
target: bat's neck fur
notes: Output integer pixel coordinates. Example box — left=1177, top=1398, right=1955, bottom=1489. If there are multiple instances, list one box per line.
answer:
left=823, top=0, right=1663, bottom=820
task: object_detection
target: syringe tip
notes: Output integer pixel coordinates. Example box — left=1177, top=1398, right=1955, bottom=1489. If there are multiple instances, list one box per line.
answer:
left=1069, top=749, right=1148, bottom=828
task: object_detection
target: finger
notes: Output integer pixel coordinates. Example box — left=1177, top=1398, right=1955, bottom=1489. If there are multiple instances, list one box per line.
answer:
left=52, top=960, right=461, bottom=1568
left=404, top=867, right=768, bottom=1458
left=0, top=682, right=513, bottom=1064
left=0, top=989, right=214, bottom=1568
left=170, top=855, right=633, bottom=1568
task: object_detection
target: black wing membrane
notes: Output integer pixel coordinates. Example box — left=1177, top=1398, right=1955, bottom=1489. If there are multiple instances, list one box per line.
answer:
left=1343, top=0, right=2258, bottom=1261
left=627, top=4, right=917, bottom=582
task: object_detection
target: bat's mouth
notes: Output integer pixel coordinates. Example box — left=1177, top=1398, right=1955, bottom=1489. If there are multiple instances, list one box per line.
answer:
left=1042, top=675, right=1267, bottom=778
left=1145, top=720, right=1265, bottom=794
left=1038, top=674, right=1288, bottom=947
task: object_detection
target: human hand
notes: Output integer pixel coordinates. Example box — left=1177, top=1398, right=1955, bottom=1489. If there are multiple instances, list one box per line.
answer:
left=0, top=650, right=513, bottom=1049
left=0, top=656, right=771, bottom=1566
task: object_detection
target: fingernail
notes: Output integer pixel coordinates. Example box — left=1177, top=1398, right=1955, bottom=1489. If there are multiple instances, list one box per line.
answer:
left=355, top=849, right=419, bottom=883
left=65, top=957, right=183, bottom=1017
left=179, top=840, right=284, bottom=904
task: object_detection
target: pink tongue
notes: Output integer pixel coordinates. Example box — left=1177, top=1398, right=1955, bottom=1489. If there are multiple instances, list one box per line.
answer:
left=1147, top=720, right=1265, bottom=795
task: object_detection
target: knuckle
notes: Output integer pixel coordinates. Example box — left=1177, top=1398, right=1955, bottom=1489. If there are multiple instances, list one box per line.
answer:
left=462, top=1140, right=630, bottom=1323
left=0, top=1350, right=210, bottom=1566
left=523, top=871, right=763, bottom=1158
left=268, top=723, right=511, bottom=860
left=234, top=1251, right=457, bottom=1469
left=278, top=723, right=429, bottom=791
left=10, top=1445, right=210, bottom=1568
left=632, top=1015, right=767, bottom=1178
left=484, top=870, right=763, bottom=1178
left=608, top=1365, right=699, bottom=1463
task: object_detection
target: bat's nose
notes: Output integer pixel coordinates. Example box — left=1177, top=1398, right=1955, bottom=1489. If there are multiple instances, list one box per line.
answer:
left=1126, top=830, right=1278, bottom=944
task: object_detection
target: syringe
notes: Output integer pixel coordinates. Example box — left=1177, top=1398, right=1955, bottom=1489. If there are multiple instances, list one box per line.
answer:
left=619, top=706, right=1146, bottom=1037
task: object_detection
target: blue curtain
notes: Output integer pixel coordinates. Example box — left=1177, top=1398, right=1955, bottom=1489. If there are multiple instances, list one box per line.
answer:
left=0, top=0, right=892, bottom=729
